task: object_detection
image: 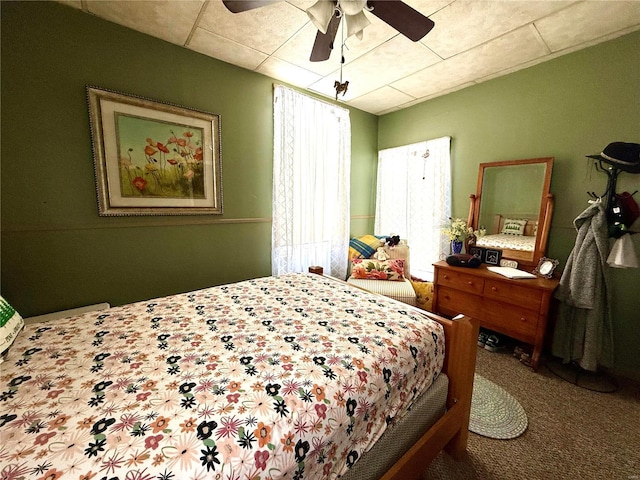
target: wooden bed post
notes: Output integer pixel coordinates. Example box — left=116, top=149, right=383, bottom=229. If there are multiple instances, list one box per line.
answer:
left=381, top=313, right=479, bottom=480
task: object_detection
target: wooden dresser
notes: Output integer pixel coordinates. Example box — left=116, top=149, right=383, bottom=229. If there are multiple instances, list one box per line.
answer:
left=432, top=260, right=559, bottom=370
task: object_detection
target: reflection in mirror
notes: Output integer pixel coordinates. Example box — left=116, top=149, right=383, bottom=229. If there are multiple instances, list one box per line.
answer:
left=468, top=157, right=554, bottom=268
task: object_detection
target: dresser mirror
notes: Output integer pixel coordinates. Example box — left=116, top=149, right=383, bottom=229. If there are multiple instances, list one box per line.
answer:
left=467, top=157, right=554, bottom=269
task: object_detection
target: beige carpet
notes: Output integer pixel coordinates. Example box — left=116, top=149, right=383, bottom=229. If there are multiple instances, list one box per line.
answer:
left=424, top=348, right=640, bottom=480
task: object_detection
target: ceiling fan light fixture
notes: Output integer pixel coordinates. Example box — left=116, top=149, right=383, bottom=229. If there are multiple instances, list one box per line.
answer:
left=345, top=11, right=370, bottom=40
left=306, top=0, right=336, bottom=34
left=338, top=0, right=367, bottom=16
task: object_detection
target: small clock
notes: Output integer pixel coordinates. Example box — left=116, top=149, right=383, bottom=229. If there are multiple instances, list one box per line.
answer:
left=500, top=259, right=519, bottom=268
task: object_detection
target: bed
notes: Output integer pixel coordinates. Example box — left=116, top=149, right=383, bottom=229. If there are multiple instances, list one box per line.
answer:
left=0, top=272, right=477, bottom=480
left=475, top=213, right=538, bottom=261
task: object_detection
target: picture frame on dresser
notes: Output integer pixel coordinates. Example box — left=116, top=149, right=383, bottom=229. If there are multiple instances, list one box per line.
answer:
left=469, top=246, right=485, bottom=261
left=87, top=86, right=223, bottom=216
left=484, top=248, right=502, bottom=266
left=533, top=257, right=559, bottom=278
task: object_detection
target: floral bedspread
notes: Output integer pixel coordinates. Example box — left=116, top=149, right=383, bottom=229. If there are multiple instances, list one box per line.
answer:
left=0, top=273, right=445, bottom=480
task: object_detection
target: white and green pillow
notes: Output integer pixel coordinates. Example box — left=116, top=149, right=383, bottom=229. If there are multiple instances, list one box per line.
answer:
left=1, top=296, right=24, bottom=361
left=501, top=218, right=527, bottom=236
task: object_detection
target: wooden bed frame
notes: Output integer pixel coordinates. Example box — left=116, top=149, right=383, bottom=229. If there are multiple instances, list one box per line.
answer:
left=309, top=267, right=479, bottom=479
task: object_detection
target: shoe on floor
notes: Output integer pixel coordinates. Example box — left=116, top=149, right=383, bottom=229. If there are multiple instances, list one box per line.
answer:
left=478, top=330, right=489, bottom=347
left=484, top=334, right=505, bottom=352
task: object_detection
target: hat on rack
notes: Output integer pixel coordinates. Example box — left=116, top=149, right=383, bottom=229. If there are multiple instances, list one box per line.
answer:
left=587, top=142, right=640, bottom=173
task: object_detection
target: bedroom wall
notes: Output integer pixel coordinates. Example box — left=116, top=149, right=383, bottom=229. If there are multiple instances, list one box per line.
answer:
left=0, top=1, right=378, bottom=315
left=378, top=31, right=640, bottom=378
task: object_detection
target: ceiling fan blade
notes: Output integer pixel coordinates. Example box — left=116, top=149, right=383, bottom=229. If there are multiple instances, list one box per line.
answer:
left=310, top=9, right=341, bottom=62
left=367, top=1, right=434, bottom=41
left=222, top=0, right=281, bottom=13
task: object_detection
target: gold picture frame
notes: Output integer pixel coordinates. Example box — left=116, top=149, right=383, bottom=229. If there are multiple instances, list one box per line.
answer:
left=87, top=86, right=222, bottom=216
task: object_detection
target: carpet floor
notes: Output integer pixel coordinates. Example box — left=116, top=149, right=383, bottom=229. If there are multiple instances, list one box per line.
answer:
left=424, top=347, right=640, bottom=480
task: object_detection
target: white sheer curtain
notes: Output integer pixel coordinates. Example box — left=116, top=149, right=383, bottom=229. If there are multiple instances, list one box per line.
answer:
left=375, top=136, right=451, bottom=280
left=272, top=85, right=351, bottom=279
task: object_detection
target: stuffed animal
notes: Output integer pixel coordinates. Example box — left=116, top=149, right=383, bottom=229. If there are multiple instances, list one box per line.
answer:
left=386, top=235, right=400, bottom=247
left=374, top=247, right=389, bottom=261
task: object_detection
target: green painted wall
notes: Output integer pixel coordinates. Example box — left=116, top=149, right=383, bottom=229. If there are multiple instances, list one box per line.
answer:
left=0, top=2, right=377, bottom=314
left=379, top=31, right=640, bottom=378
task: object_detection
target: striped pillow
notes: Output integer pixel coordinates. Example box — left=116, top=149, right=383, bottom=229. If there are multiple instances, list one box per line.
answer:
left=348, top=235, right=384, bottom=260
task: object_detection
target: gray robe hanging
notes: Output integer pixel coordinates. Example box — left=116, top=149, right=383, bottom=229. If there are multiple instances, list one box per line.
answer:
left=552, top=202, right=614, bottom=371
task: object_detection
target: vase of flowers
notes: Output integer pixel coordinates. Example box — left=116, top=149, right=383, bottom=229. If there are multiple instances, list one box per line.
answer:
left=443, top=218, right=473, bottom=254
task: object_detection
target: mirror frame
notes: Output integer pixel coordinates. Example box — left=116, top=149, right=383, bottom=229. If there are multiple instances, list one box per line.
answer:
left=467, top=157, right=554, bottom=269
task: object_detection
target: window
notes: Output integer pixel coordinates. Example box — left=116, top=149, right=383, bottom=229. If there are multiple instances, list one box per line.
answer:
left=272, top=85, right=351, bottom=279
left=375, top=136, right=451, bottom=280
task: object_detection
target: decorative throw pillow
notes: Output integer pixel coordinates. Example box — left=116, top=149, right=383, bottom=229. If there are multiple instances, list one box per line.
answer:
left=409, top=278, right=434, bottom=312
left=501, top=218, right=527, bottom=236
left=351, top=258, right=405, bottom=281
left=0, top=296, right=24, bottom=361
left=348, top=235, right=384, bottom=260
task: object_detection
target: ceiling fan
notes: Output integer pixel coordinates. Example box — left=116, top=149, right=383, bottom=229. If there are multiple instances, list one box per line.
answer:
left=222, top=0, right=435, bottom=62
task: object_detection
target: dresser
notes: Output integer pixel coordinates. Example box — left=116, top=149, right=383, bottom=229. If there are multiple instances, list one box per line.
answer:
left=432, top=260, right=559, bottom=370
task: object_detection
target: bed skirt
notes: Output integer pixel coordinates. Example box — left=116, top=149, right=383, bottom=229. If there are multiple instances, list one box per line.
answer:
left=342, top=373, right=449, bottom=480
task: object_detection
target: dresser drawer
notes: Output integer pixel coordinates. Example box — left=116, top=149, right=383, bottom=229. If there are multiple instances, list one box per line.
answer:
left=484, top=279, right=542, bottom=311
left=437, top=269, right=484, bottom=295
left=436, top=286, right=483, bottom=318
left=482, top=298, right=539, bottom=342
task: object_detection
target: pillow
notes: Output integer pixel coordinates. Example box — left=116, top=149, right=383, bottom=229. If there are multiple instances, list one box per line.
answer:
left=351, top=258, right=405, bottom=281
left=349, top=235, right=384, bottom=260
left=501, top=218, right=527, bottom=236
left=0, top=296, right=24, bottom=362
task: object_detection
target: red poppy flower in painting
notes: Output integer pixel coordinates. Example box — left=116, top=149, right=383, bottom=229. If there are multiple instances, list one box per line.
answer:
left=177, top=138, right=187, bottom=147
left=184, top=131, right=194, bottom=138
left=167, top=159, right=178, bottom=166
left=132, top=176, right=147, bottom=191
left=144, top=145, right=157, bottom=156
left=157, top=143, right=170, bottom=154
left=194, top=147, right=203, bottom=161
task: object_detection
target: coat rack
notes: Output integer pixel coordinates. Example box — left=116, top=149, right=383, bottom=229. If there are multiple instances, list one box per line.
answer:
left=590, top=159, right=628, bottom=238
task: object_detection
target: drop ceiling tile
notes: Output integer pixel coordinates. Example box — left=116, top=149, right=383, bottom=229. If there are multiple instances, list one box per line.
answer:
left=310, top=34, right=441, bottom=100
left=348, top=86, right=416, bottom=115
left=535, top=0, right=640, bottom=52
left=189, top=28, right=268, bottom=70
left=199, top=0, right=309, bottom=55
left=272, top=22, right=343, bottom=76
left=423, top=0, right=575, bottom=58
left=393, top=25, right=548, bottom=98
left=85, top=0, right=203, bottom=46
left=256, top=56, right=322, bottom=88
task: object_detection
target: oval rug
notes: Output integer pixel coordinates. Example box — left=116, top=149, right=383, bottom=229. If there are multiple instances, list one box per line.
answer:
left=469, top=374, right=528, bottom=439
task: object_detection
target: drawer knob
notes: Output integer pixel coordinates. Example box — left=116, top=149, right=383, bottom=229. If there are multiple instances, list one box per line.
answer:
left=520, top=317, right=526, bottom=322
left=443, top=275, right=449, bottom=280
left=467, top=281, right=474, bottom=286
left=491, top=286, right=497, bottom=291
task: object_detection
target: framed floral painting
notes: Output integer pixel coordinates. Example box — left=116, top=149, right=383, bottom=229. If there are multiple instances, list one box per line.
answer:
left=87, top=86, right=222, bottom=216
